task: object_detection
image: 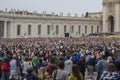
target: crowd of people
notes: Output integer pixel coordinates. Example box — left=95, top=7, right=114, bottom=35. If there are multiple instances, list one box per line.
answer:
left=0, top=37, right=120, bottom=80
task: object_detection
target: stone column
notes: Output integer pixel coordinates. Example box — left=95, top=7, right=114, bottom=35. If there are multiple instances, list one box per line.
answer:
left=10, top=22, right=14, bottom=38
left=4, top=21, right=7, bottom=38
left=0, top=22, right=2, bottom=38
left=115, top=2, right=120, bottom=32
left=102, top=3, right=108, bottom=32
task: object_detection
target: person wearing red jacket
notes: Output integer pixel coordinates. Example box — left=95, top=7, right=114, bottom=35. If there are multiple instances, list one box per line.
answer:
left=1, top=57, right=10, bottom=80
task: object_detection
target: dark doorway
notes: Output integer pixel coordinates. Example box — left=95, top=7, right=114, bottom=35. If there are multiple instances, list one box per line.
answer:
left=65, top=33, right=69, bottom=37
left=108, top=16, right=114, bottom=32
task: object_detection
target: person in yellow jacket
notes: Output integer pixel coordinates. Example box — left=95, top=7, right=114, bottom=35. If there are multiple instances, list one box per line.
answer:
left=68, top=65, right=83, bottom=80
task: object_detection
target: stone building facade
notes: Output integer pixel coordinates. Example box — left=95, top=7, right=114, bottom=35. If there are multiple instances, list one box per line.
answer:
left=103, top=0, right=120, bottom=32
left=0, top=11, right=102, bottom=38
left=0, top=0, right=119, bottom=38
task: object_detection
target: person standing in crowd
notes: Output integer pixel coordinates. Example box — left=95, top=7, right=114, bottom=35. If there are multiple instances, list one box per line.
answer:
left=96, top=56, right=107, bottom=80
left=107, top=56, right=114, bottom=63
left=10, top=55, right=20, bottom=80
left=38, top=67, right=53, bottom=80
left=100, top=63, right=120, bottom=80
left=0, top=57, right=3, bottom=79
left=22, top=66, right=39, bottom=80
left=69, top=64, right=83, bottom=80
left=32, top=54, right=39, bottom=73
left=75, top=50, right=81, bottom=65
left=78, top=56, right=85, bottom=80
left=42, top=57, right=48, bottom=67
left=36, top=58, right=43, bottom=72
left=52, top=53, right=59, bottom=65
left=1, top=56, right=10, bottom=80
left=21, top=56, right=33, bottom=76
left=85, top=52, right=92, bottom=66
left=115, top=53, right=120, bottom=71
left=46, top=57, right=58, bottom=75
left=85, top=52, right=94, bottom=77
left=52, top=61, right=68, bottom=80
left=64, top=56, right=73, bottom=76
left=71, top=52, right=76, bottom=64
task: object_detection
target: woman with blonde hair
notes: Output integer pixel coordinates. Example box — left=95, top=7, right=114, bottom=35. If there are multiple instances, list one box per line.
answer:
left=21, top=56, right=32, bottom=76
left=69, top=64, right=83, bottom=80
left=38, top=67, right=53, bottom=80
left=107, top=56, right=114, bottom=63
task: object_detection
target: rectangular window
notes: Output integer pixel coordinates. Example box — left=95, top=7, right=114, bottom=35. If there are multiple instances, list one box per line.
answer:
left=71, top=25, right=74, bottom=33
left=56, top=25, right=59, bottom=34
left=78, top=25, right=81, bottom=34
left=64, top=25, right=67, bottom=33
left=85, top=25, right=87, bottom=34
left=28, top=25, right=31, bottom=35
left=17, top=25, right=21, bottom=35
left=97, top=26, right=99, bottom=33
left=91, top=26, right=94, bottom=33
left=47, top=25, right=50, bottom=35
left=38, top=25, right=41, bottom=35
left=109, top=5, right=113, bottom=13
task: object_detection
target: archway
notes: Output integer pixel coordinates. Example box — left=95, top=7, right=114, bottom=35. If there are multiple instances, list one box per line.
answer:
left=108, top=16, right=114, bottom=32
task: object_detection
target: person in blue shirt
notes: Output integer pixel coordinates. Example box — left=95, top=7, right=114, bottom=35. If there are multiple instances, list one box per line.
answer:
left=75, top=50, right=81, bottom=64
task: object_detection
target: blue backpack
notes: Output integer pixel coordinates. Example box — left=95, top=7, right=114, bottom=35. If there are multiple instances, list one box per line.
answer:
left=96, top=60, right=107, bottom=72
left=96, top=60, right=103, bottom=72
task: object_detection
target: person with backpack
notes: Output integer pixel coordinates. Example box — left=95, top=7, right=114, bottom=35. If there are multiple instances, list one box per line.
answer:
left=21, top=56, right=33, bottom=76
left=52, top=61, right=68, bottom=80
left=1, top=56, right=10, bottom=80
left=96, top=56, right=107, bottom=80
